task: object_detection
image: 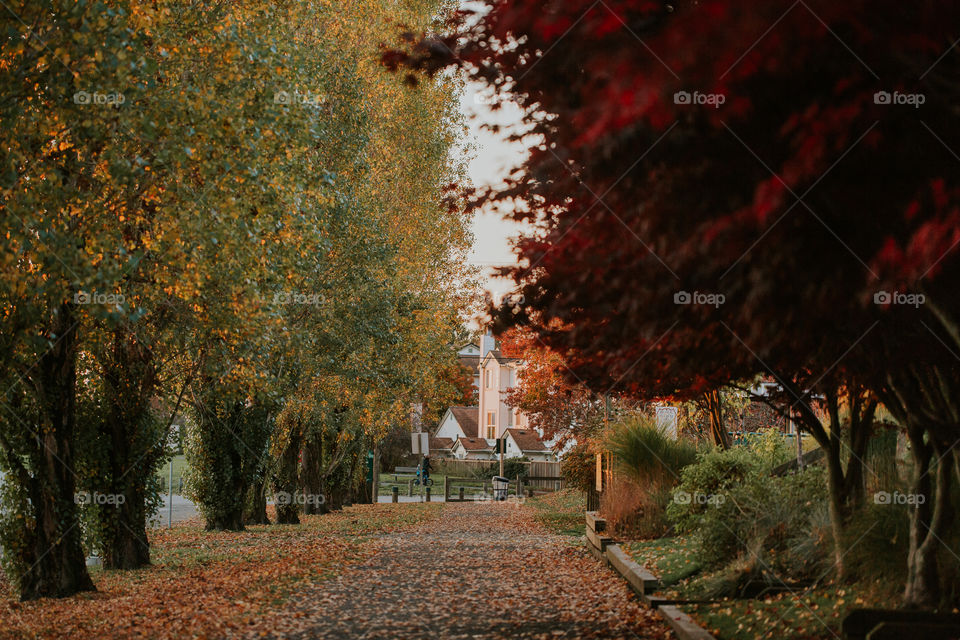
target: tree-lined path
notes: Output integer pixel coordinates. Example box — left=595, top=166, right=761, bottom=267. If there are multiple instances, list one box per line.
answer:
left=249, top=503, right=672, bottom=640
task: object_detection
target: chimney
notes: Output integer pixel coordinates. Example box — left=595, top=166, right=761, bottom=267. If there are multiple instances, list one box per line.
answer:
left=480, top=329, right=496, bottom=358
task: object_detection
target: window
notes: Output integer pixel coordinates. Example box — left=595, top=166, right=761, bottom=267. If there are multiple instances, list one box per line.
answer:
left=507, top=410, right=513, bottom=427
left=486, top=412, right=496, bottom=439
left=484, top=369, right=490, bottom=388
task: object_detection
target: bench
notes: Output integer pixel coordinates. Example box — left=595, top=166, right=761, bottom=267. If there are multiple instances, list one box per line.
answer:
left=392, top=466, right=418, bottom=482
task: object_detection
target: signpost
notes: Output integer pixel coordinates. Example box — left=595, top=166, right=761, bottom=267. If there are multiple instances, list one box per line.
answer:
left=497, top=436, right=505, bottom=476
left=410, top=431, right=429, bottom=455
left=168, top=458, right=174, bottom=529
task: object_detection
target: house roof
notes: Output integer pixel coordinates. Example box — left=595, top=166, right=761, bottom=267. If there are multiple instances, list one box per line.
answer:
left=457, top=354, right=480, bottom=372
left=483, top=349, right=521, bottom=366
left=449, top=406, right=479, bottom=438
left=456, top=436, right=494, bottom=451
left=504, top=428, right=548, bottom=452
left=429, top=436, right=454, bottom=451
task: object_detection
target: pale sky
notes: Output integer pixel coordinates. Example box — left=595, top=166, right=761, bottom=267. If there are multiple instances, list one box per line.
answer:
left=459, top=80, right=529, bottom=302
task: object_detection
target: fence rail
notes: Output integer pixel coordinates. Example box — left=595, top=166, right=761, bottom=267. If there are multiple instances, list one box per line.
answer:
left=433, top=458, right=562, bottom=479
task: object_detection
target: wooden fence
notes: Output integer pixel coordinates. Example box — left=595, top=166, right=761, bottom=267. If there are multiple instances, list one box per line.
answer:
left=433, top=458, right=562, bottom=479
left=433, top=458, right=497, bottom=477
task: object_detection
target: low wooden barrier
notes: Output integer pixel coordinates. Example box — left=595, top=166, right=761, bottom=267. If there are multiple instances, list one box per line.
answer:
left=584, top=511, right=717, bottom=640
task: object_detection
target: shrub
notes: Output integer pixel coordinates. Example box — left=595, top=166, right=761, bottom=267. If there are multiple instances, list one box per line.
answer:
left=742, top=427, right=794, bottom=468
left=601, top=414, right=699, bottom=536
left=501, top=456, right=530, bottom=481
left=560, top=442, right=595, bottom=492
left=601, top=475, right=673, bottom=538
left=666, top=445, right=829, bottom=577
left=606, top=414, right=699, bottom=487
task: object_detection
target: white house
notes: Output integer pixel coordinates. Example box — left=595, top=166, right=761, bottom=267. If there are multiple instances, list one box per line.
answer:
left=436, top=331, right=555, bottom=460
left=502, top=428, right=556, bottom=462
left=477, top=335, right=528, bottom=440
left=435, top=406, right=479, bottom=441
left=457, top=342, right=481, bottom=393
left=451, top=436, right=496, bottom=460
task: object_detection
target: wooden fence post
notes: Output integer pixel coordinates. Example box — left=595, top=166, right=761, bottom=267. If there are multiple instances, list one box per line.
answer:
left=408, top=479, right=413, bottom=497
left=444, top=476, right=449, bottom=502
left=392, top=486, right=399, bottom=503
left=425, top=487, right=431, bottom=502
left=459, top=487, right=465, bottom=501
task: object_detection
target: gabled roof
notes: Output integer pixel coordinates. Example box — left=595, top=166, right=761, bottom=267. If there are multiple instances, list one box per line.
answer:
left=429, top=436, right=455, bottom=451
left=481, top=349, right=521, bottom=366
left=449, top=406, right=479, bottom=438
left=456, top=436, right=494, bottom=451
left=504, top=428, right=548, bottom=452
left=457, top=354, right=481, bottom=372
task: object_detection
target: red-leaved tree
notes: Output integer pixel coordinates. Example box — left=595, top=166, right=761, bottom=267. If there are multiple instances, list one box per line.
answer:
left=385, top=0, right=960, bottom=606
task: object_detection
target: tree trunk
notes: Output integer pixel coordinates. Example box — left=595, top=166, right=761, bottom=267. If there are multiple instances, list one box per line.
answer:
left=21, top=483, right=95, bottom=600
left=102, top=484, right=151, bottom=569
left=19, top=304, right=95, bottom=599
left=274, top=428, right=302, bottom=524
left=244, top=475, right=270, bottom=525
left=301, top=432, right=325, bottom=515
left=824, top=443, right=849, bottom=579
left=99, top=327, right=158, bottom=570
left=706, top=390, right=730, bottom=449
left=903, top=431, right=949, bottom=608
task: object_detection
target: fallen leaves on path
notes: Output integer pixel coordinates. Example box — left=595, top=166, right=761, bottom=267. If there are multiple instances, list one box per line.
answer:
left=241, top=502, right=674, bottom=640
left=0, top=504, right=441, bottom=640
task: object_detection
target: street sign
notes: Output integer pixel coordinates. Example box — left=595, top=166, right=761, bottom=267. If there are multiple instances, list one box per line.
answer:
left=656, top=405, right=679, bottom=439
left=411, top=432, right=429, bottom=455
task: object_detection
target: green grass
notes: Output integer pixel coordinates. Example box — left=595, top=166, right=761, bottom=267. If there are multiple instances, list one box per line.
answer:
left=624, top=536, right=701, bottom=584
left=624, top=533, right=898, bottom=640
left=155, top=453, right=190, bottom=494
left=684, top=582, right=893, bottom=640
left=527, top=489, right=586, bottom=537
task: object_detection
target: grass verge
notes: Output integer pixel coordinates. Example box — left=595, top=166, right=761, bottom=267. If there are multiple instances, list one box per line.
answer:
left=527, top=489, right=586, bottom=537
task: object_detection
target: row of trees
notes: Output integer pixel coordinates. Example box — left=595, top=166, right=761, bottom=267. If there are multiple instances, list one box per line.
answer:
left=388, top=0, right=960, bottom=608
left=0, top=0, right=472, bottom=600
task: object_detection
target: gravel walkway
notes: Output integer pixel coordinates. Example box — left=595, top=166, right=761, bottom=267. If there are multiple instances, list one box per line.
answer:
left=246, top=502, right=672, bottom=639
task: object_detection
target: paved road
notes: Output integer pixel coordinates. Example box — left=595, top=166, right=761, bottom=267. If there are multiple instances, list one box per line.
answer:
left=148, top=494, right=199, bottom=527
left=248, top=502, right=671, bottom=639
